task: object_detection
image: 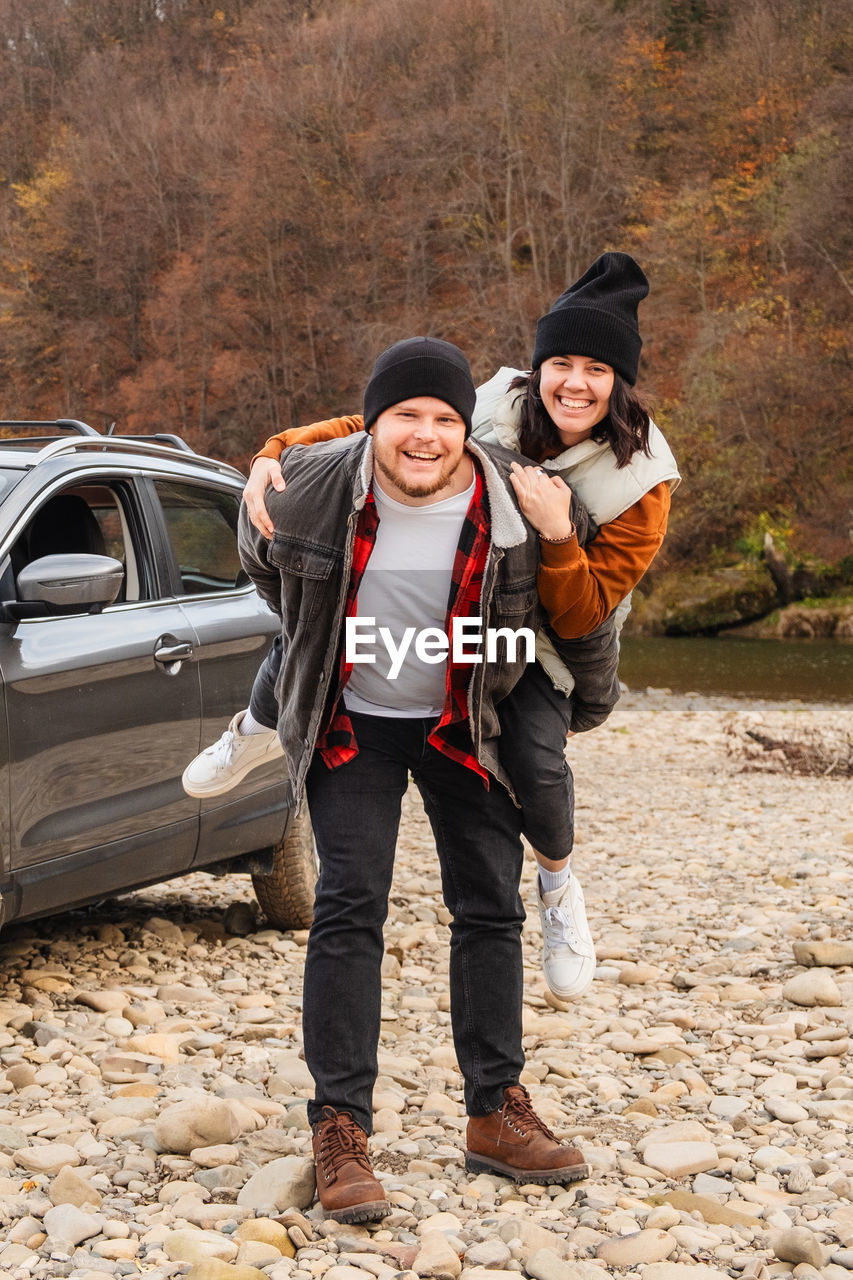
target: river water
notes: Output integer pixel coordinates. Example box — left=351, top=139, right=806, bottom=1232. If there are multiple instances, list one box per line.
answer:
left=618, top=636, right=853, bottom=703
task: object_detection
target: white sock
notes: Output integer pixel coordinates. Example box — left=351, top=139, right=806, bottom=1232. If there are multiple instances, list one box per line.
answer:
left=238, top=708, right=268, bottom=736
left=539, top=864, right=570, bottom=896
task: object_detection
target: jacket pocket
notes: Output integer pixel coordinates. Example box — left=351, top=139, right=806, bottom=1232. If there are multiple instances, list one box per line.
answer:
left=493, top=575, right=539, bottom=617
left=269, top=538, right=341, bottom=634
left=268, top=536, right=340, bottom=580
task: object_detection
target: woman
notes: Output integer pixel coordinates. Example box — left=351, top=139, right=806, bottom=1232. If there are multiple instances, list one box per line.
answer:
left=186, top=252, right=680, bottom=1001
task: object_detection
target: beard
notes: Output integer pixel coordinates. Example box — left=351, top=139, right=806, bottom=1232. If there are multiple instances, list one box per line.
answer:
left=373, top=446, right=465, bottom=499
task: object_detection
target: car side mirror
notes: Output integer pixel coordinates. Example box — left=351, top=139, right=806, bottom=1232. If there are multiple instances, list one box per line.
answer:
left=9, top=553, right=125, bottom=619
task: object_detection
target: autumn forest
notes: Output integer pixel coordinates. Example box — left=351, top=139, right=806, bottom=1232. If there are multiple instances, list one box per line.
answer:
left=0, top=0, right=851, bottom=595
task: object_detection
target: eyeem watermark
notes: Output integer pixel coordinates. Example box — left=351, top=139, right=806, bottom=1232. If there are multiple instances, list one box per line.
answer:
left=346, top=616, right=535, bottom=679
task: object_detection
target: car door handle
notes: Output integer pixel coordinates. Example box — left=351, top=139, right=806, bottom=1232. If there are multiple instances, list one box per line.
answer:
left=154, top=640, right=194, bottom=665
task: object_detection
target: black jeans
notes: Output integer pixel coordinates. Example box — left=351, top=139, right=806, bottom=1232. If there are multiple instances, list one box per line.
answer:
left=302, top=710, right=526, bottom=1134
left=249, top=638, right=574, bottom=862
left=496, top=658, right=575, bottom=861
left=248, top=635, right=283, bottom=730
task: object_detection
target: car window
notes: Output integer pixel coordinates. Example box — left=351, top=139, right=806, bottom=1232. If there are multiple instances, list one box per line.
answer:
left=4, top=481, right=144, bottom=616
left=153, top=481, right=246, bottom=595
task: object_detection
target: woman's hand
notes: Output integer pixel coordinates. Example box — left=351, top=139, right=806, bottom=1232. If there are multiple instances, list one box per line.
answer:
left=244, top=457, right=286, bottom=538
left=509, top=462, right=575, bottom=542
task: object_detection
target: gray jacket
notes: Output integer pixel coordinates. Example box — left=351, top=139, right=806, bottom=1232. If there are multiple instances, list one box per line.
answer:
left=238, top=432, right=617, bottom=806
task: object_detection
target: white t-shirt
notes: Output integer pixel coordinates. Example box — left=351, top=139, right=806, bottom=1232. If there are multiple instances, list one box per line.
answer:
left=344, top=477, right=475, bottom=717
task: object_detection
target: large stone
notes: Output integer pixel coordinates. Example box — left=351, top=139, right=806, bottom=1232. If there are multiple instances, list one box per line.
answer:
left=43, top=1204, right=104, bottom=1246
left=659, top=566, right=778, bottom=635
left=234, top=1219, right=295, bottom=1257
left=763, top=1096, right=809, bottom=1123
left=792, top=940, right=853, bottom=967
left=782, top=970, right=842, bottom=1007
left=413, top=1231, right=462, bottom=1278
left=165, top=1230, right=239, bottom=1264
left=15, top=1144, right=81, bottom=1174
left=154, top=1095, right=243, bottom=1154
left=49, top=1166, right=102, bottom=1209
left=236, top=1156, right=316, bottom=1212
left=75, top=990, right=130, bottom=1012
left=770, top=1227, right=825, bottom=1268
left=525, top=1249, right=600, bottom=1280
left=464, top=1242, right=512, bottom=1269
left=642, top=1142, right=718, bottom=1179
left=497, top=1218, right=570, bottom=1260
left=637, top=1121, right=714, bottom=1152
left=646, top=1190, right=761, bottom=1229
left=596, top=1231, right=676, bottom=1267
left=0, top=1126, right=30, bottom=1157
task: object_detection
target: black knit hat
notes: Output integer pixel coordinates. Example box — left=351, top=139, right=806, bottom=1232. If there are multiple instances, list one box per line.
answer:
left=363, top=337, right=476, bottom=434
left=531, top=252, right=649, bottom=384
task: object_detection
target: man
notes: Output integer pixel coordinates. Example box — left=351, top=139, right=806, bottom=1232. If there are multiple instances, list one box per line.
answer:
left=238, top=338, right=597, bottom=1224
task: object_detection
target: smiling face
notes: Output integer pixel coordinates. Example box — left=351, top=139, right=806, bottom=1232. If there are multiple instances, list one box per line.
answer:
left=371, top=397, right=473, bottom=505
left=538, top=355, right=615, bottom=446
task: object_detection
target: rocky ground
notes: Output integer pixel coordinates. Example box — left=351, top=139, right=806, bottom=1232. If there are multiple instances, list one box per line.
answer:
left=1, top=689, right=851, bottom=1280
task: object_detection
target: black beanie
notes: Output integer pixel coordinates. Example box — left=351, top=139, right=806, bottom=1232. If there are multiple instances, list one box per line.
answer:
left=363, top=337, right=476, bottom=434
left=531, top=252, right=649, bottom=384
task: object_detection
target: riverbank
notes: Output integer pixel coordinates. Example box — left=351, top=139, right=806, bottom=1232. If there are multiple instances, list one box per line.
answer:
left=627, top=570, right=853, bottom=639
left=0, top=690, right=850, bottom=1279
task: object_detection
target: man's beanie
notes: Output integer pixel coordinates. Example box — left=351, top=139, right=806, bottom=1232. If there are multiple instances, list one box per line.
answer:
left=531, top=252, right=649, bottom=384
left=363, top=337, right=477, bottom=434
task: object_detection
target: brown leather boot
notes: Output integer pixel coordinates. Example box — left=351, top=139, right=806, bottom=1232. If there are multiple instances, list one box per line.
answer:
left=466, top=1085, right=589, bottom=1184
left=311, top=1107, right=391, bottom=1223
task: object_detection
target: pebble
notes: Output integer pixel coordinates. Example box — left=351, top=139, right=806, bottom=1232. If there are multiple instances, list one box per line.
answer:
left=792, top=941, right=853, bottom=967
left=782, top=970, right=843, bottom=1007
left=764, top=1096, right=810, bottom=1123
left=641, top=1141, right=719, bottom=1178
left=154, top=1095, right=244, bottom=1152
left=413, top=1230, right=463, bottom=1277
left=771, top=1227, right=826, bottom=1268
left=596, top=1229, right=676, bottom=1266
left=42, top=1203, right=103, bottom=1245
left=236, top=1155, right=316, bottom=1212
left=0, top=691, right=848, bottom=1280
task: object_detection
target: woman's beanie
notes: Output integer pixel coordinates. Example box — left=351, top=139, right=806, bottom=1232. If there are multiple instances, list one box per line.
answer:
left=531, top=252, right=649, bottom=384
left=363, top=337, right=476, bottom=434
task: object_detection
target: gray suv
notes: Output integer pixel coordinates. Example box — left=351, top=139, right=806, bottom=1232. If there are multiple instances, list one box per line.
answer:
left=0, top=420, right=315, bottom=934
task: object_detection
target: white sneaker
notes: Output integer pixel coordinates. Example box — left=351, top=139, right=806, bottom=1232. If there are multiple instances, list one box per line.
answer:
left=537, top=871, right=596, bottom=999
left=182, top=711, right=284, bottom=798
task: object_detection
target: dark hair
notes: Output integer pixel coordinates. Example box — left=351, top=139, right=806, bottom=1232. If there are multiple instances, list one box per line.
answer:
left=509, top=369, right=652, bottom=468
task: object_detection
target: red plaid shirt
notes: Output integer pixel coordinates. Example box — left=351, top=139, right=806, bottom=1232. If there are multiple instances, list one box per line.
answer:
left=316, top=464, right=491, bottom=783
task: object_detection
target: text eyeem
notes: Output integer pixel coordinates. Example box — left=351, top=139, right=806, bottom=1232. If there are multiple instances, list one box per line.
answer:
left=345, top=616, right=535, bottom=679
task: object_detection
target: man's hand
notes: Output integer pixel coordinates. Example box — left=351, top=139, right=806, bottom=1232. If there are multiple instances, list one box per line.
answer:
left=244, top=456, right=286, bottom=538
left=509, top=462, right=575, bottom=542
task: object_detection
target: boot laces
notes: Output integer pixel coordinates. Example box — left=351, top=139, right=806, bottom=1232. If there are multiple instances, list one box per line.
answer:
left=317, top=1108, right=373, bottom=1177
left=501, top=1086, right=557, bottom=1141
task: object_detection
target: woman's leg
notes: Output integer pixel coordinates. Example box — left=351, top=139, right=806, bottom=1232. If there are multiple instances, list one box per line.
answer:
left=498, top=662, right=595, bottom=999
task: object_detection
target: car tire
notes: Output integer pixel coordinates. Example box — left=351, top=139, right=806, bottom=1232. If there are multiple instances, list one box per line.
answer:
left=251, top=806, right=318, bottom=930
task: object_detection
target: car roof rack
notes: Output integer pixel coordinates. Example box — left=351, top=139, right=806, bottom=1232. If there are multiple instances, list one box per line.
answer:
left=0, top=418, right=100, bottom=436
left=31, top=434, right=244, bottom=481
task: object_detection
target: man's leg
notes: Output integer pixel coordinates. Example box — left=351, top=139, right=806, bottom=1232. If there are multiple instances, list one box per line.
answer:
left=498, top=662, right=595, bottom=1000
left=302, top=712, right=414, bottom=1221
left=182, top=638, right=283, bottom=797
left=414, top=747, right=526, bottom=1116
left=414, top=741, right=587, bottom=1184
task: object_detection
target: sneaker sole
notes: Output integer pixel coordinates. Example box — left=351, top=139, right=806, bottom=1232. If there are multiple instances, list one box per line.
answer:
left=325, top=1198, right=392, bottom=1224
left=544, top=964, right=596, bottom=1000
left=181, top=744, right=284, bottom=798
left=465, top=1152, right=589, bottom=1184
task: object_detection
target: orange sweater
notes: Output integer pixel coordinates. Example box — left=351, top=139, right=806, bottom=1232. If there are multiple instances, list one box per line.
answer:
left=253, top=418, right=670, bottom=639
